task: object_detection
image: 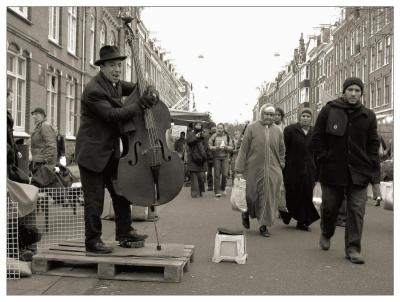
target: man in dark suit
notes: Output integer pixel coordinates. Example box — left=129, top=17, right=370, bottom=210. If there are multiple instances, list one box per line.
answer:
left=75, top=45, right=159, bottom=254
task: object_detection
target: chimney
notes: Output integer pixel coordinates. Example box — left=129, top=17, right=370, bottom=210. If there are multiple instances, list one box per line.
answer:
left=321, top=27, right=330, bottom=43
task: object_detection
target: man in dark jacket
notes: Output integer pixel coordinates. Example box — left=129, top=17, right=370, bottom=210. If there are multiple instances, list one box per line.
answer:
left=312, top=77, right=379, bottom=264
left=75, top=45, right=159, bottom=254
left=7, top=89, right=23, bottom=179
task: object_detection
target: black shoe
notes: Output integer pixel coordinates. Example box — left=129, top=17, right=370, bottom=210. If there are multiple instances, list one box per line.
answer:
left=279, top=210, right=291, bottom=225
left=116, top=230, right=148, bottom=242
left=319, top=234, right=330, bottom=250
left=375, top=197, right=382, bottom=207
left=259, top=225, right=270, bottom=237
left=346, top=250, right=365, bottom=264
left=86, top=242, right=113, bottom=254
left=241, top=212, right=250, bottom=229
left=296, top=222, right=311, bottom=232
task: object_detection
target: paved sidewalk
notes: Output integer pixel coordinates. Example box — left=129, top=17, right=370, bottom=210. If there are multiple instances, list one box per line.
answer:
left=7, top=185, right=394, bottom=295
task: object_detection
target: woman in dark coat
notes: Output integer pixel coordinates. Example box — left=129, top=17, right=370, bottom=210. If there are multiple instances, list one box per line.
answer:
left=283, top=107, right=320, bottom=231
left=187, top=122, right=208, bottom=198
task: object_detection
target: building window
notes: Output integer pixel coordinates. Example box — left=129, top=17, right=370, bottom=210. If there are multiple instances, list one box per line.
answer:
left=362, top=57, right=367, bottom=83
left=384, top=8, right=391, bottom=25
left=350, top=64, right=354, bottom=77
left=67, top=7, right=77, bottom=54
left=370, top=46, right=376, bottom=72
left=362, top=20, right=368, bottom=47
left=383, top=75, right=390, bottom=105
left=9, top=7, right=29, bottom=19
left=46, top=70, right=58, bottom=127
left=110, top=31, right=116, bottom=46
left=335, top=44, right=339, bottom=65
left=355, top=27, right=360, bottom=51
left=371, top=10, right=377, bottom=35
left=7, top=48, right=26, bottom=131
left=125, top=42, right=132, bottom=81
left=100, top=23, right=106, bottom=49
left=377, top=40, right=383, bottom=69
left=66, top=77, right=75, bottom=136
left=48, top=7, right=60, bottom=43
left=89, top=13, right=95, bottom=64
left=339, top=40, right=343, bottom=63
left=369, top=82, right=375, bottom=109
left=376, top=79, right=382, bottom=107
left=356, top=61, right=361, bottom=78
left=384, top=35, right=391, bottom=65
left=350, top=31, right=355, bottom=56
left=344, top=37, right=348, bottom=60
left=377, top=8, right=384, bottom=32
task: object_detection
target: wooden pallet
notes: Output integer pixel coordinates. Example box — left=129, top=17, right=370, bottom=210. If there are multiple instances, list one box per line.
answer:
left=32, top=240, right=194, bottom=283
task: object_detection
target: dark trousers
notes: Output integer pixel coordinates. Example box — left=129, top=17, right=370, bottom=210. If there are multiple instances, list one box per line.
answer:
left=337, top=198, right=347, bottom=223
left=190, top=172, right=205, bottom=197
left=79, top=157, right=133, bottom=247
left=207, top=161, right=213, bottom=189
left=213, top=157, right=229, bottom=194
left=320, top=184, right=367, bottom=253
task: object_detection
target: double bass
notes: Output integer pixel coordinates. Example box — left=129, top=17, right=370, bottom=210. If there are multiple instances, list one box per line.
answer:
left=117, top=12, right=184, bottom=207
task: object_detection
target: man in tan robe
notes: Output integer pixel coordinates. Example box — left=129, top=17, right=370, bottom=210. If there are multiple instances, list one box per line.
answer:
left=235, top=104, right=285, bottom=237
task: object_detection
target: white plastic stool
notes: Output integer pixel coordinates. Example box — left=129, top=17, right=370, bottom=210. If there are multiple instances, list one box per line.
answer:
left=212, top=233, right=247, bottom=264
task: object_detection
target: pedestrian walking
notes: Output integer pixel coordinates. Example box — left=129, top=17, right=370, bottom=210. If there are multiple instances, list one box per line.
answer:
left=283, top=107, right=320, bottom=231
left=235, top=104, right=285, bottom=237
left=312, top=77, right=380, bottom=264
left=187, top=122, right=208, bottom=198
left=7, top=89, right=26, bottom=183
left=274, top=107, right=285, bottom=130
left=208, top=123, right=233, bottom=197
left=30, top=107, right=57, bottom=172
left=174, top=131, right=187, bottom=161
left=205, top=123, right=216, bottom=191
left=54, top=126, right=66, bottom=167
left=75, top=45, right=158, bottom=254
left=230, top=129, right=242, bottom=182
left=274, top=107, right=291, bottom=223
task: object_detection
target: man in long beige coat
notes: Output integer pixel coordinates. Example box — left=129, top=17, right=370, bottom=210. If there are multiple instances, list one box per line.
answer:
left=235, top=104, right=285, bottom=237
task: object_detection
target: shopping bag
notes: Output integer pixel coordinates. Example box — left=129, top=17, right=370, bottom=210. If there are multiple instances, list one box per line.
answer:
left=230, top=177, right=247, bottom=212
left=7, top=179, right=39, bottom=217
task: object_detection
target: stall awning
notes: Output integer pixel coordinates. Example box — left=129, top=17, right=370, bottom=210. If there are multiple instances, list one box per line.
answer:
left=169, top=109, right=211, bottom=125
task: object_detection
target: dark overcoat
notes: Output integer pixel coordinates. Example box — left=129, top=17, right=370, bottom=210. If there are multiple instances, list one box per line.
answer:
left=186, top=130, right=208, bottom=172
left=7, top=111, right=17, bottom=167
left=75, top=71, right=140, bottom=172
left=312, top=98, right=380, bottom=187
left=283, top=123, right=319, bottom=225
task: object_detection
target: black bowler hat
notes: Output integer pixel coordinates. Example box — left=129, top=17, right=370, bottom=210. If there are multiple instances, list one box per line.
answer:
left=31, top=107, right=46, bottom=117
left=94, top=45, right=127, bottom=66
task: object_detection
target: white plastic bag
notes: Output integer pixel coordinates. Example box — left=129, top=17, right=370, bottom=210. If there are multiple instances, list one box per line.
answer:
left=230, top=177, right=247, bottom=212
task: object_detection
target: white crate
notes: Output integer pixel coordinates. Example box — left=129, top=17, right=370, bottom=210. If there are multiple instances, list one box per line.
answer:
left=212, top=233, right=247, bottom=264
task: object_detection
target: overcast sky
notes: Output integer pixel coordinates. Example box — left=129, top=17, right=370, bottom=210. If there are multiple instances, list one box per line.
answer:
left=141, top=6, right=341, bottom=123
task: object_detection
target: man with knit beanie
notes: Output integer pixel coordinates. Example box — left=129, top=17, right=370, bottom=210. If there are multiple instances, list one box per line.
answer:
left=312, top=77, right=380, bottom=264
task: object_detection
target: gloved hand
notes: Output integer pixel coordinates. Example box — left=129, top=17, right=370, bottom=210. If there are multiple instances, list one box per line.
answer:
left=139, top=85, right=159, bottom=109
left=59, top=156, right=67, bottom=167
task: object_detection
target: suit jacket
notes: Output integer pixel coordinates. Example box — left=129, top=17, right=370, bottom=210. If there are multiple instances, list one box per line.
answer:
left=75, top=71, right=140, bottom=172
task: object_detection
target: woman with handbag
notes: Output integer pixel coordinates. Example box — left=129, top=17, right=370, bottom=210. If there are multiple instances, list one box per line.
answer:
left=187, top=122, right=208, bottom=198
left=208, top=123, right=234, bottom=198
